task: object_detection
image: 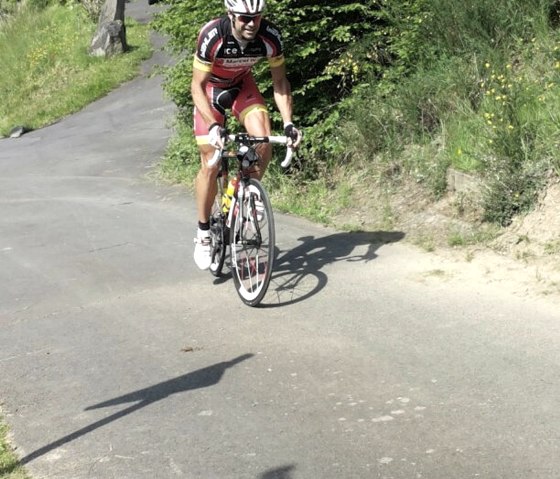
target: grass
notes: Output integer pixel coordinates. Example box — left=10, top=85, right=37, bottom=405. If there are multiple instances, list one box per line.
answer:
left=544, top=239, right=560, bottom=254
left=0, top=2, right=152, bottom=137
left=337, top=1, right=560, bottom=227
left=0, top=420, right=29, bottom=479
left=447, top=225, right=500, bottom=248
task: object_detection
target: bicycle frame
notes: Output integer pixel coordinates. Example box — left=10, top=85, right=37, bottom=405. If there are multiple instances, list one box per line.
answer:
left=208, top=132, right=293, bottom=306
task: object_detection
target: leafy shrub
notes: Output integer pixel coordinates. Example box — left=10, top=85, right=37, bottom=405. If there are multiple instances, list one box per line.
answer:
left=153, top=1, right=410, bottom=116
left=154, top=0, right=560, bottom=227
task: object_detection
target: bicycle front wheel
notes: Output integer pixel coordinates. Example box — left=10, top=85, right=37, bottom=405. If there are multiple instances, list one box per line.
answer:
left=229, top=178, right=275, bottom=306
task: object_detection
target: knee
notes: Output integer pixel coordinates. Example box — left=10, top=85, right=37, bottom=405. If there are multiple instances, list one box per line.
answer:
left=258, top=143, right=272, bottom=160
left=199, top=161, right=219, bottom=180
left=198, top=148, right=220, bottom=176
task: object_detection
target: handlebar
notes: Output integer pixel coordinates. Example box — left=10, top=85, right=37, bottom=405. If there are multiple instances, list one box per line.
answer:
left=208, top=134, right=294, bottom=169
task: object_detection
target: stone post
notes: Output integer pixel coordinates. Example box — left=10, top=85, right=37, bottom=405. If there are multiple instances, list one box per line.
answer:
left=89, top=0, right=128, bottom=57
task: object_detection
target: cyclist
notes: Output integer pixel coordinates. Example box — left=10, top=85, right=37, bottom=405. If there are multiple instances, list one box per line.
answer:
left=191, top=0, right=302, bottom=270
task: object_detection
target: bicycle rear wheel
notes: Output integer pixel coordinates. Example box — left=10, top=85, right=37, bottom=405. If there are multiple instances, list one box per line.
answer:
left=229, top=178, right=275, bottom=306
left=209, top=188, right=227, bottom=277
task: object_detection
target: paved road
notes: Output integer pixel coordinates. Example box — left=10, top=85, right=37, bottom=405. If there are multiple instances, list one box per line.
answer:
left=2, top=3, right=560, bottom=478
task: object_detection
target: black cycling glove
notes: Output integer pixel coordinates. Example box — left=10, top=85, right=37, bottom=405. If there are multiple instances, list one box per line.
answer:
left=284, top=123, right=300, bottom=142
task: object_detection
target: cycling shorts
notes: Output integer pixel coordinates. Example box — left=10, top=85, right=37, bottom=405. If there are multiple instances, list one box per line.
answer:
left=194, top=74, right=268, bottom=145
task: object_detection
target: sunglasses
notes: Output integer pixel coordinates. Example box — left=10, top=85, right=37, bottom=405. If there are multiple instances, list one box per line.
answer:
left=233, top=13, right=262, bottom=24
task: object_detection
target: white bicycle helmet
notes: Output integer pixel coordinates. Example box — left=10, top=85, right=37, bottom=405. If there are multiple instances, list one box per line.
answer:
left=224, top=0, right=265, bottom=14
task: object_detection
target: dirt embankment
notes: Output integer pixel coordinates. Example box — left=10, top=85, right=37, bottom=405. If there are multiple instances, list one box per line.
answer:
left=334, top=174, right=560, bottom=303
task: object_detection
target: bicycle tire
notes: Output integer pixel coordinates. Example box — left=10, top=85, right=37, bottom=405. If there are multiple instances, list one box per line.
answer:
left=229, top=178, right=275, bottom=306
left=209, top=189, right=227, bottom=277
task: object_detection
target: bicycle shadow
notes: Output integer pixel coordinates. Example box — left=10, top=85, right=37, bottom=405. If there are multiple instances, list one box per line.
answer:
left=261, top=230, right=405, bottom=307
left=16, top=354, right=253, bottom=466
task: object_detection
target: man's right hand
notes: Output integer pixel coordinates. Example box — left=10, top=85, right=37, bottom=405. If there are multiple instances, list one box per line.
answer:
left=208, top=123, right=227, bottom=149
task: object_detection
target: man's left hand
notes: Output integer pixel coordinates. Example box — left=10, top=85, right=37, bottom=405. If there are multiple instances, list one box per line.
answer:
left=284, top=123, right=302, bottom=148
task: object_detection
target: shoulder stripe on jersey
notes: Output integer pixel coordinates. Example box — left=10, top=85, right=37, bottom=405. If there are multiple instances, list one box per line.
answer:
left=268, top=55, right=285, bottom=68
left=193, top=56, right=213, bottom=72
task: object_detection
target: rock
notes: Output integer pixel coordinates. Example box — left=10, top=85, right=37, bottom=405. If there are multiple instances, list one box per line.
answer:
left=9, top=126, right=32, bottom=138
left=90, top=20, right=127, bottom=57
left=89, top=0, right=128, bottom=57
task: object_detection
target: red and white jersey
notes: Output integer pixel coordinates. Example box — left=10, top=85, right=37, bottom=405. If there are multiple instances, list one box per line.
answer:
left=193, top=16, right=285, bottom=87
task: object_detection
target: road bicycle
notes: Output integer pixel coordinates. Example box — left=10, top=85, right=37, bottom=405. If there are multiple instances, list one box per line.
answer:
left=207, top=132, right=294, bottom=307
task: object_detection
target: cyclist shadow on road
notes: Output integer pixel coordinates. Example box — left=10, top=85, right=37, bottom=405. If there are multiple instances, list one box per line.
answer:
left=261, top=230, right=405, bottom=308
left=259, top=464, right=296, bottom=478
left=16, top=354, right=253, bottom=466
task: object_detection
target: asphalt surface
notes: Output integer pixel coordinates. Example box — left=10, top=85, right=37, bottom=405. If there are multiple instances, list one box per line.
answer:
left=2, top=3, right=560, bottom=479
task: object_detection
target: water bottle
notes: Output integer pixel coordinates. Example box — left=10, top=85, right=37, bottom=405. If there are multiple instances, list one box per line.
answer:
left=222, top=176, right=238, bottom=213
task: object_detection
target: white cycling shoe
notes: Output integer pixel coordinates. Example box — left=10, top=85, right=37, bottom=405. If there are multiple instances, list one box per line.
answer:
left=193, top=229, right=212, bottom=270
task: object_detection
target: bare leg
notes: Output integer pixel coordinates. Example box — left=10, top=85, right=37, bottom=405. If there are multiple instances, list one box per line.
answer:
left=195, top=144, right=220, bottom=224
left=243, top=110, right=272, bottom=179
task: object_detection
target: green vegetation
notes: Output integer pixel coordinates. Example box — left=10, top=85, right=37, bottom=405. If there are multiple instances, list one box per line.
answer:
left=0, top=0, right=152, bottom=137
left=0, top=420, right=28, bottom=479
left=154, top=0, right=560, bottom=229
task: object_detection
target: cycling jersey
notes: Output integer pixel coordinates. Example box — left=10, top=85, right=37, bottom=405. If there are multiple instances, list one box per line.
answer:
left=193, top=15, right=285, bottom=88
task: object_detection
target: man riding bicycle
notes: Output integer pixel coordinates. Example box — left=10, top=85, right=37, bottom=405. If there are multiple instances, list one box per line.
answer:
left=191, top=0, right=302, bottom=270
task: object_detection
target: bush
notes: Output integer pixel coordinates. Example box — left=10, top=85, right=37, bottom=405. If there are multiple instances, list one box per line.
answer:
left=153, top=1, right=388, bottom=118
left=154, top=0, right=560, bottom=227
